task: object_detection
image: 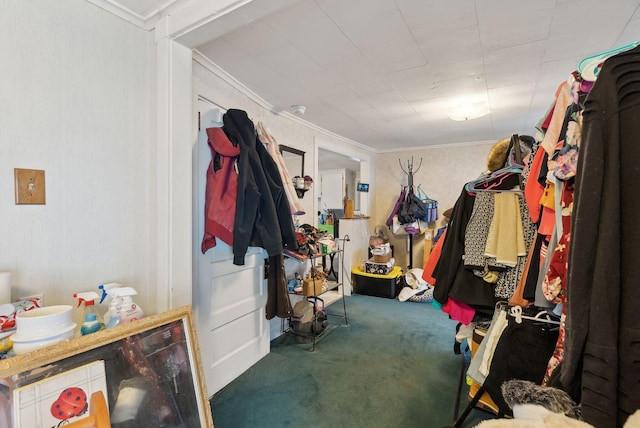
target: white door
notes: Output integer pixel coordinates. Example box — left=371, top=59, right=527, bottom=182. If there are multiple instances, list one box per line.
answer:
left=193, top=99, right=270, bottom=397
left=320, top=169, right=345, bottom=210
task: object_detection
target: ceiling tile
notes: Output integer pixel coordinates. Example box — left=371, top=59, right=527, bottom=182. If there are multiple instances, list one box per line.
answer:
left=483, top=41, right=545, bottom=89
left=616, top=19, right=640, bottom=46
left=398, top=0, right=477, bottom=41
left=261, top=0, right=359, bottom=68
left=222, top=20, right=290, bottom=57
left=476, top=0, right=555, bottom=51
left=255, top=44, right=323, bottom=80
left=363, top=91, right=417, bottom=120
left=385, top=66, right=438, bottom=99
left=327, top=54, right=394, bottom=96
left=196, top=39, right=284, bottom=87
left=315, top=0, right=397, bottom=27
left=488, top=82, right=536, bottom=113
left=544, top=0, right=640, bottom=62
left=417, top=26, right=484, bottom=80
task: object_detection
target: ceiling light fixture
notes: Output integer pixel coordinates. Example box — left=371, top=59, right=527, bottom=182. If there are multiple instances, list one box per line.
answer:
left=290, top=105, right=307, bottom=116
left=449, top=100, right=491, bottom=121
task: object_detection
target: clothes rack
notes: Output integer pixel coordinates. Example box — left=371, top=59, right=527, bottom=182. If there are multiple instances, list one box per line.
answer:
left=399, top=157, right=422, bottom=269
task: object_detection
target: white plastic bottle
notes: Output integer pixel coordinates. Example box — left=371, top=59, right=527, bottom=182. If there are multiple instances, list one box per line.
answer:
left=105, top=287, right=145, bottom=329
left=97, top=282, right=122, bottom=321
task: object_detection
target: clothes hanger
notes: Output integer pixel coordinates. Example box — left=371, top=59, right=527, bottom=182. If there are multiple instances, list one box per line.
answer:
left=466, top=169, right=523, bottom=193
left=509, top=305, right=560, bottom=326
left=577, top=41, right=640, bottom=81
left=465, top=135, right=528, bottom=194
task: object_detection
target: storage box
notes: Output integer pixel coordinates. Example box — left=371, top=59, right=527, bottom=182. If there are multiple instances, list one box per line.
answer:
left=364, top=258, right=395, bottom=275
left=373, top=252, right=392, bottom=263
left=303, top=278, right=323, bottom=296
left=352, top=266, right=402, bottom=299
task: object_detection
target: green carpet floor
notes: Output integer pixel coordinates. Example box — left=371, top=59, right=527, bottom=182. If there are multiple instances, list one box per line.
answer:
left=209, top=294, right=497, bottom=428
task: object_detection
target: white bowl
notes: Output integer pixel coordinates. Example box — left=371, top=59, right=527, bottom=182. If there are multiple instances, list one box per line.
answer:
left=15, top=305, right=73, bottom=340
left=11, top=322, right=76, bottom=355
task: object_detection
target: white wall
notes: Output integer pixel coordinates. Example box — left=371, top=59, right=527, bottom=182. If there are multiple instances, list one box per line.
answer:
left=0, top=1, right=156, bottom=319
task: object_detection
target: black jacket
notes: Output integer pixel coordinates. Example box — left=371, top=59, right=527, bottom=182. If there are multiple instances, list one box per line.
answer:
left=561, top=45, right=640, bottom=427
left=222, top=109, right=297, bottom=266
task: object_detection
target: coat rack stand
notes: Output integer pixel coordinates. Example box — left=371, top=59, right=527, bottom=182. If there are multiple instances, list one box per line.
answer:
left=399, top=157, right=422, bottom=270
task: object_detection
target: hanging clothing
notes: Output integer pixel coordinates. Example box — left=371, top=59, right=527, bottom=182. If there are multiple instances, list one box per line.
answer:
left=201, top=127, right=240, bottom=253
left=484, top=192, right=526, bottom=267
left=222, top=109, right=297, bottom=266
left=464, top=191, right=505, bottom=272
left=422, top=228, right=446, bottom=285
left=483, top=315, right=559, bottom=416
left=540, top=81, right=573, bottom=156
left=433, top=187, right=497, bottom=310
left=223, top=109, right=297, bottom=320
left=256, top=122, right=306, bottom=216
left=266, top=254, right=293, bottom=320
left=560, top=45, right=640, bottom=427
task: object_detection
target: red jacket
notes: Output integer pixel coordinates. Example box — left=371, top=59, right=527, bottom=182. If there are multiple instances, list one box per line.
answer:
left=201, top=127, right=240, bottom=253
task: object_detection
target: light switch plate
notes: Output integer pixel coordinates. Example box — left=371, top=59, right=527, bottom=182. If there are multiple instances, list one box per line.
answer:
left=14, top=168, right=46, bottom=204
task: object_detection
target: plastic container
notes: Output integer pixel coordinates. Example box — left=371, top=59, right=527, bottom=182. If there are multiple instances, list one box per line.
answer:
left=74, top=291, right=103, bottom=331
left=352, top=266, right=403, bottom=299
left=97, top=282, right=122, bottom=320
left=105, top=287, right=145, bottom=329
left=80, top=313, right=102, bottom=335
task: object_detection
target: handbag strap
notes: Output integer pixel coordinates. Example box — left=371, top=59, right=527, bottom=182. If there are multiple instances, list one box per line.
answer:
left=416, top=184, right=429, bottom=200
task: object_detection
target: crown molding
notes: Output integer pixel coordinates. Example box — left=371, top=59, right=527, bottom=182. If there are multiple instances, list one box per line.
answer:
left=376, top=139, right=497, bottom=153
left=87, top=0, right=149, bottom=29
left=87, top=0, right=184, bottom=30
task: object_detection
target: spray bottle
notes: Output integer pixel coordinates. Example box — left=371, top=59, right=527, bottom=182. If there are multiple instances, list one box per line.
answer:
left=73, top=291, right=103, bottom=335
left=105, top=287, right=145, bottom=329
left=97, top=282, right=122, bottom=321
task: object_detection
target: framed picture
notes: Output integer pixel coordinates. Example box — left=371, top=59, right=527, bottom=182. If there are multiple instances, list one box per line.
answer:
left=0, top=305, right=213, bottom=428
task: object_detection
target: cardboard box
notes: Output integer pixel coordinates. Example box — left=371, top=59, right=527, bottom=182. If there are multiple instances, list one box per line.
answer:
left=423, top=228, right=435, bottom=266
left=373, top=252, right=392, bottom=263
left=303, top=278, right=324, bottom=296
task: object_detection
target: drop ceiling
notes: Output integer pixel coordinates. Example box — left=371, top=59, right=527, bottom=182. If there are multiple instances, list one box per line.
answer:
left=119, top=0, right=640, bottom=152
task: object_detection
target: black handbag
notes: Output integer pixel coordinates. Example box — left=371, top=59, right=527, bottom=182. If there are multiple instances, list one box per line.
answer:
left=397, top=191, right=427, bottom=224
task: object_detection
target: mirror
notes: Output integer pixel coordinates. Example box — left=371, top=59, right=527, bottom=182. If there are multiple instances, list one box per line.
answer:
left=280, top=144, right=305, bottom=176
left=280, top=144, right=307, bottom=198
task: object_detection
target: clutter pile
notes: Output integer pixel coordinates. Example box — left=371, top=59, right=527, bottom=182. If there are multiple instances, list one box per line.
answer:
left=292, top=224, right=336, bottom=256
left=397, top=268, right=434, bottom=304
left=351, top=227, right=403, bottom=299
left=365, top=229, right=395, bottom=275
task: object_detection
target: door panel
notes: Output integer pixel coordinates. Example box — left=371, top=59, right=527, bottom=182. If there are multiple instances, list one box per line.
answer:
left=193, top=99, right=269, bottom=397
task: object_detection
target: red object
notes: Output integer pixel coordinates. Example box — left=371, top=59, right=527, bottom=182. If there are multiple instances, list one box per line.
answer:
left=422, top=229, right=447, bottom=285
left=201, top=127, right=241, bottom=253
left=51, top=387, right=88, bottom=420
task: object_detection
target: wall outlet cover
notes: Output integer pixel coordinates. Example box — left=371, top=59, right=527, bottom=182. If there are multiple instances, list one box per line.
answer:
left=15, top=168, right=46, bottom=204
